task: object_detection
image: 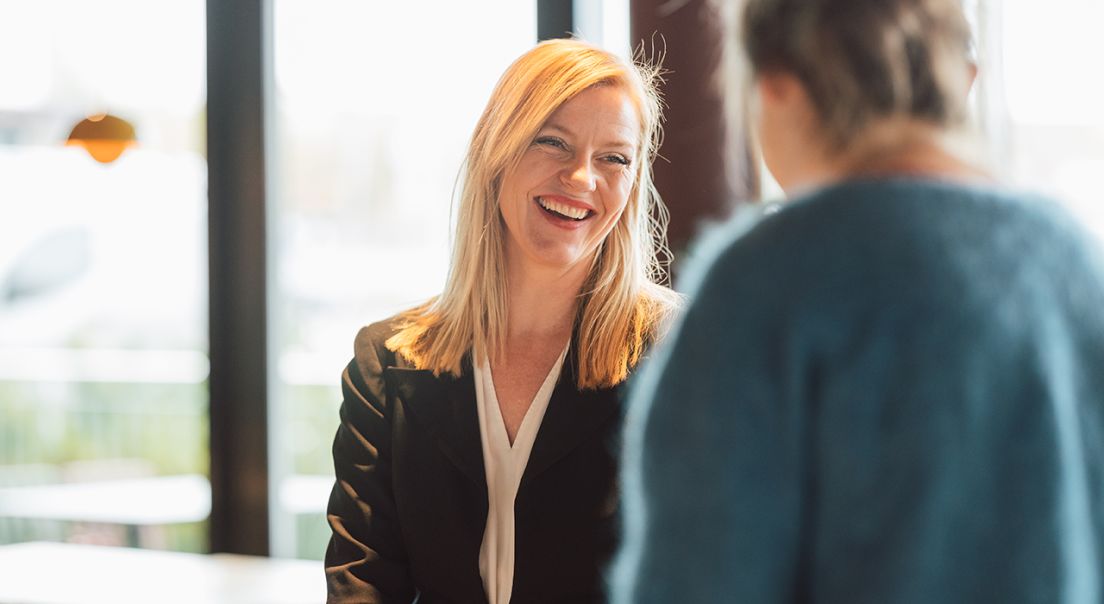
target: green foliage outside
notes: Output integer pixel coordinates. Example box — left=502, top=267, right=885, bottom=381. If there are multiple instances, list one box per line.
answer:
left=0, top=380, right=208, bottom=552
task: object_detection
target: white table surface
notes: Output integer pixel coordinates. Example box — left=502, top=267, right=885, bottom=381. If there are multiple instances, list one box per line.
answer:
left=0, top=474, right=335, bottom=524
left=0, top=475, right=210, bottom=525
left=0, top=541, right=324, bottom=604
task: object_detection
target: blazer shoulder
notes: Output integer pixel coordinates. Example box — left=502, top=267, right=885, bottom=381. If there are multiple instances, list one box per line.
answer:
left=351, top=314, right=414, bottom=382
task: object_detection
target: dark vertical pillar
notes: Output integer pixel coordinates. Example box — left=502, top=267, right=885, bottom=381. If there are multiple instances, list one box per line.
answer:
left=539, top=0, right=575, bottom=40
left=206, top=0, right=270, bottom=556
left=631, top=0, right=758, bottom=262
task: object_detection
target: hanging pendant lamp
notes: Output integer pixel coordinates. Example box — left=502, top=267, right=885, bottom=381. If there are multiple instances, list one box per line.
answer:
left=66, top=113, right=137, bottom=164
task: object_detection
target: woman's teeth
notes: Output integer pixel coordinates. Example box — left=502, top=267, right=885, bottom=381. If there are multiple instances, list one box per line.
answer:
left=537, top=197, right=591, bottom=220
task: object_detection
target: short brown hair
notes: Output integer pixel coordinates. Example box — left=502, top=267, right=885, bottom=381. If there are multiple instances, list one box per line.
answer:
left=742, top=0, right=974, bottom=148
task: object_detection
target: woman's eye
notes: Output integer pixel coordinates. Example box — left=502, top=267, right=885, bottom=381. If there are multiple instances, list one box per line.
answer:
left=604, top=154, right=631, bottom=166
left=535, top=136, right=567, bottom=150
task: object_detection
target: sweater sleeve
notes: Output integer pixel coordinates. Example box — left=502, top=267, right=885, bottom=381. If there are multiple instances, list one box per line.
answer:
left=611, top=238, right=811, bottom=604
left=325, top=325, right=417, bottom=604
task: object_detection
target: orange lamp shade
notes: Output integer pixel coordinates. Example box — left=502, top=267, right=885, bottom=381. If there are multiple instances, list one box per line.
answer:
left=66, top=113, right=137, bottom=164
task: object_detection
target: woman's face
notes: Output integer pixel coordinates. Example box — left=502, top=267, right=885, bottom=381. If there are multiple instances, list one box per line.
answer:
left=753, top=71, right=824, bottom=194
left=497, top=84, right=640, bottom=275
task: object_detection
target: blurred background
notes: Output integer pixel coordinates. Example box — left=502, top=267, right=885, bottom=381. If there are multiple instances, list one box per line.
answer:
left=0, top=0, right=1101, bottom=563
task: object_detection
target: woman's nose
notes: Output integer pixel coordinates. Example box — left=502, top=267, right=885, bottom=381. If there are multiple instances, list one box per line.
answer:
left=560, top=157, right=597, bottom=192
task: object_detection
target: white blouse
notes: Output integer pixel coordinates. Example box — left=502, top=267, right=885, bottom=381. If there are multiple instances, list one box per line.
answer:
left=473, top=344, right=569, bottom=604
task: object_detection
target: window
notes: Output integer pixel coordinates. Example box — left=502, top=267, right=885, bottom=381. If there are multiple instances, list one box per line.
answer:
left=976, top=0, right=1104, bottom=242
left=0, top=0, right=208, bottom=551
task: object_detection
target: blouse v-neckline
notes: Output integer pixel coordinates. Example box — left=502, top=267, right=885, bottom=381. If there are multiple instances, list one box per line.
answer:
left=485, top=350, right=565, bottom=450
left=473, top=342, right=569, bottom=604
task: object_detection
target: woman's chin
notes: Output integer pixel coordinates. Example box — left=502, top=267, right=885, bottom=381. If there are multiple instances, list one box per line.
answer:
left=522, top=244, right=593, bottom=273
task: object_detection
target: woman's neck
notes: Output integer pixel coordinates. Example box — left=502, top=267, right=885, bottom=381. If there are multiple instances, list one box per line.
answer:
left=502, top=254, right=589, bottom=344
left=786, top=120, right=991, bottom=196
left=832, top=119, right=991, bottom=184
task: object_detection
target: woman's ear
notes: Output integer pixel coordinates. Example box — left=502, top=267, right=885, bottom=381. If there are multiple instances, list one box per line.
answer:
left=755, top=70, right=805, bottom=109
left=966, top=61, right=979, bottom=95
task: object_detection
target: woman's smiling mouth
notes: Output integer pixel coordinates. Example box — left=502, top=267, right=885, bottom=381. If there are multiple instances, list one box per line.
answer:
left=535, top=196, right=594, bottom=221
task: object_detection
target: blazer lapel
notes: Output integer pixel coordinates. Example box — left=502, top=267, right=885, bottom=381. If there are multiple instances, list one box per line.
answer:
left=386, top=347, right=622, bottom=489
left=521, top=345, right=622, bottom=487
left=385, top=362, right=486, bottom=488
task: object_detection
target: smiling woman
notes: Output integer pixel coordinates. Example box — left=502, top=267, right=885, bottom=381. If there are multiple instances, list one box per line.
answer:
left=498, top=84, right=639, bottom=279
left=385, top=40, right=679, bottom=391
left=323, top=39, right=681, bottom=604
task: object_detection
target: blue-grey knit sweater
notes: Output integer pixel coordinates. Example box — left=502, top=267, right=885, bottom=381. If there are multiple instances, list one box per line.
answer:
left=613, top=179, right=1104, bottom=603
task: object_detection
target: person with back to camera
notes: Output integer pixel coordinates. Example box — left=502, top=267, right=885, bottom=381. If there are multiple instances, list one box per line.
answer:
left=613, top=0, right=1104, bottom=602
left=324, top=38, right=681, bottom=604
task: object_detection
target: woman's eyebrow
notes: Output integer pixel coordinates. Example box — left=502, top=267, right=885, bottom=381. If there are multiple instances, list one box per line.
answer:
left=542, top=122, right=575, bottom=137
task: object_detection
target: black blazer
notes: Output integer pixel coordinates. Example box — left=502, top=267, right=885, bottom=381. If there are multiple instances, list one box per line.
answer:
left=325, top=317, right=624, bottom=604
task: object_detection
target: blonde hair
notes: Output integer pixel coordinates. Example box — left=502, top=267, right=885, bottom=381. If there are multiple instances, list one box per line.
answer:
left=386, top=38, right=681, bottom=390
